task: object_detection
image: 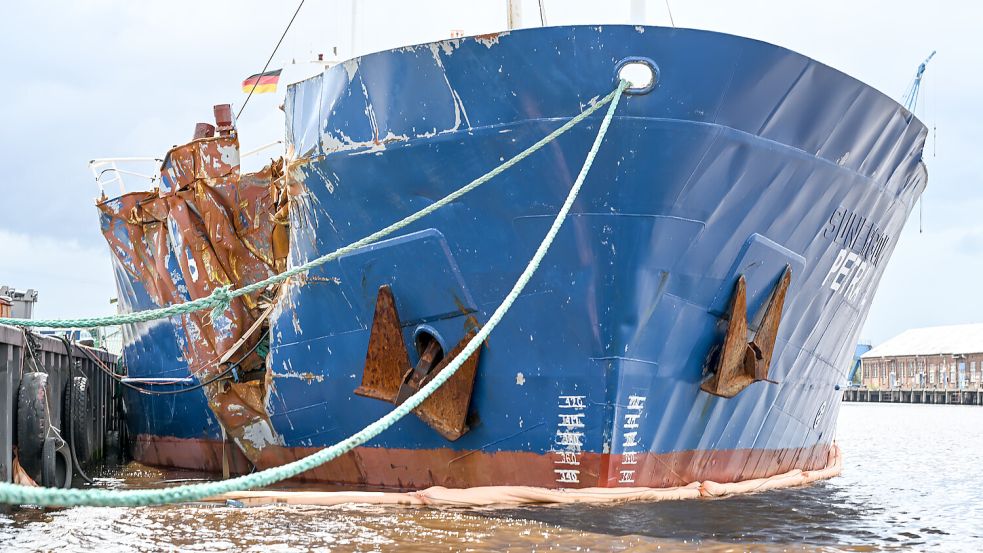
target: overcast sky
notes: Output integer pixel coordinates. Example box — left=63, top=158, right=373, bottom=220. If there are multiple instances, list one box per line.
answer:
left=0, top=1, right=978, bottom=344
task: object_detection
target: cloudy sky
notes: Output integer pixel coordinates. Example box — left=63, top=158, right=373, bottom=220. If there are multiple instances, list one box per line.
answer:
left=0, top=1, right=978, bottom=344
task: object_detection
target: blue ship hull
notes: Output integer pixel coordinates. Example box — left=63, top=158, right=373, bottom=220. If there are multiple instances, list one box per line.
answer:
left=105, top=25, right=926, bottom=488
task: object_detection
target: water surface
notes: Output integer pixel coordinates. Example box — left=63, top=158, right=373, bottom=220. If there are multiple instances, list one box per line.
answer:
left=2, top=403, right=980, bottom=551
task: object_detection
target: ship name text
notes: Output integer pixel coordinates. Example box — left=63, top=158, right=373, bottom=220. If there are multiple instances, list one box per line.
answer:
left=822, top=206, right=890, bottom=267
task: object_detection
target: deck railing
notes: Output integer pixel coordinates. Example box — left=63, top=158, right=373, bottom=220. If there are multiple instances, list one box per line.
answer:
left=88, top=140, right=283, bottom=198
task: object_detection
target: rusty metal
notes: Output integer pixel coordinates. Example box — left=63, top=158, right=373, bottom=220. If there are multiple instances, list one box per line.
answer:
left=218, top=302, right=276, bottom=378
left=395, top=338, right=443, bottom=405
left=194, top=123, right=216, bottom=139
left=96, top=128, right=290, bottom=465
left=702, top=276, right=753, bottom=398
left=749, top=265, right=792, bottom=381
left=354, top=285, right=410, bottom=403
left=702, top=265, right=791, bottom=398
left=411, top=328, right=482, bottom=441
left=213, top=104, right=234, bottom=136
left=355, top=285, right=481, bottom=441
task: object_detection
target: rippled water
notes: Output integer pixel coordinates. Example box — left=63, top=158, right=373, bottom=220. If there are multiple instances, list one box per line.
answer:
left=2, top=403, right=981, bottom=552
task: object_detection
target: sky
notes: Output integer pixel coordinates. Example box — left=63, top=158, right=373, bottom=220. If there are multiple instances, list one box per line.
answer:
left=0, top=0, right=979, bottom=345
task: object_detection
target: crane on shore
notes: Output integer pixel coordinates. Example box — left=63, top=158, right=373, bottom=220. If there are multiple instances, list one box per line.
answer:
left=901, top=51, right=936, bottom=233
left=902, top=51, right=936, bottom=113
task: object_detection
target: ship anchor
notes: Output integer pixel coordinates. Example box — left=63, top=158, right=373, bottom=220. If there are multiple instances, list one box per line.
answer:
left=701, top=265, right=791, bottom=398
left=354, top=285, right=482, bottom=440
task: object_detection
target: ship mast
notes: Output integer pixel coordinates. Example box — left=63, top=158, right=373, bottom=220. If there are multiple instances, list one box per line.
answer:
left=506, top=0, right=522, bottom=30
left=350, top=0, right=359, bottom=57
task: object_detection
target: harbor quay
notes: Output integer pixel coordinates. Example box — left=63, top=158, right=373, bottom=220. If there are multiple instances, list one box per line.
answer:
left=842, top=387, right=983, bottom=405
left=845, top=323, right=983, bottom=405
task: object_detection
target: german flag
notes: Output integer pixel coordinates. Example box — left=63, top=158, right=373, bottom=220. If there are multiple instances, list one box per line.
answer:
left=241, top=69, right=282, bottom=94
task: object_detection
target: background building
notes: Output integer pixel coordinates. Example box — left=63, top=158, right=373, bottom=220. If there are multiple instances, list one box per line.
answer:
left=860, top=324, right=983, bottom=389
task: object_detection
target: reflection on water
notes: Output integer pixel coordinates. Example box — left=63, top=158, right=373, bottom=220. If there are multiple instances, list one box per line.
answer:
left=2, top=403, right=982, bottom=552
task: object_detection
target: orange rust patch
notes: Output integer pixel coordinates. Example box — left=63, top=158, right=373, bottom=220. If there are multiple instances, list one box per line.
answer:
left=98, top=134, right=289, bottom=465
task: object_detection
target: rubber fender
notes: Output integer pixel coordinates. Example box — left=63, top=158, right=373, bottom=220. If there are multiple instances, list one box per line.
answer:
left=40, top=437, right=73, bottom=489
left=63, top=376, right=95, bottom=464
left=15, top=372, right=51, bottom=482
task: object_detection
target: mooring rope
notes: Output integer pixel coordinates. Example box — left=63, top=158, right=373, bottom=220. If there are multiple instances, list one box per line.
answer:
left=0, top=84, right=625, bottom=330
left=0, top=80, right=628, bottom=507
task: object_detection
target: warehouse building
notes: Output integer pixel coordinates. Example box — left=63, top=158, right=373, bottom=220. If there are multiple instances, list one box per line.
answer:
left=860, top=324, right=983, bottom=389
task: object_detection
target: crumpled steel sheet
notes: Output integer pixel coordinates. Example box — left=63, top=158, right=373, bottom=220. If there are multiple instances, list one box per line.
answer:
left=97, top=134, right=288, bottom=463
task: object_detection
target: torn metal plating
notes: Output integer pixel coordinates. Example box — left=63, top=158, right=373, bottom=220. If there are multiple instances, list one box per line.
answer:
left=97, top=129, right=290, bottom=463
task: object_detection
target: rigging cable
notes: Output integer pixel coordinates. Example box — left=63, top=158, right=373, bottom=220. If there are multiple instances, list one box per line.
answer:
left=236, top=0, right=307, bottom=120
left=664, top=0, right=676, bottom=27
left=76, top=330, right=271, bottom=396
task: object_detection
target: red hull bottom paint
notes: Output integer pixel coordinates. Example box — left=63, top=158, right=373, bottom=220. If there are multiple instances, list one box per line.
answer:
left=208, top=446, right=842, bottom=507
left=132, top=434, right=831, bottom=490
left=131, top=435, right=253, bottom=476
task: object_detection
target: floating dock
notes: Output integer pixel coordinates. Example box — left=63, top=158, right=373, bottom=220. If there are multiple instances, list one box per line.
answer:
left=1, top=324, right=123, bottom=485
left=842, top=387, right=983, bottom=405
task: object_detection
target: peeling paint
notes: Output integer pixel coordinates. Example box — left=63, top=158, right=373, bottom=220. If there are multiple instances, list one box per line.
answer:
left=342, top=58, right=359, bottom=83
left=437, top=38, right=462, bottom=56
left=428, top=43, right=472, bottom=133
left=238, top=419, right=283, bottom=450
left=97, top=133, right=291, bottom=466
left=273, top=370, right=325, bottom=384
left=321, top=128, right=411, bottom=155
left=473, top=31, right=508, bottom=48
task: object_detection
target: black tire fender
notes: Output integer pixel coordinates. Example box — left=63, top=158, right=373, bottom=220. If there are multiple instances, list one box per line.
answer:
left=63, top=376, right=95, bottom=464
left=40, top=437, right=72, bottom=489
left=16, top=372, right=50, bottom=482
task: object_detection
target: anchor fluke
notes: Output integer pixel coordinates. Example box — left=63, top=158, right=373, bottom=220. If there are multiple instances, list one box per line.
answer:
left=354, top=285, right=482, bottom=440
left=701, top=265, right=791, bottom=398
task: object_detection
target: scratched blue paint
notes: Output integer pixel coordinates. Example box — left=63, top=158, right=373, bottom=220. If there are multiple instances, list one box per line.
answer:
left=99, top=213, right=222, bottom=445
left=104, top=25, right=926, bottom=482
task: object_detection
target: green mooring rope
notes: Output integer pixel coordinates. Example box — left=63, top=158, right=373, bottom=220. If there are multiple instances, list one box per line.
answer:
left=0, top=84, right=626, bottom=330
left=0, top=80, right=627, bottom=507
